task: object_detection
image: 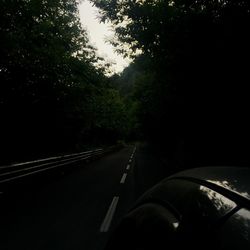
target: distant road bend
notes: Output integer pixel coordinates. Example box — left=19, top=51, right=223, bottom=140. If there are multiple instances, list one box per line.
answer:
left=0, top=145, right=138, bottom=250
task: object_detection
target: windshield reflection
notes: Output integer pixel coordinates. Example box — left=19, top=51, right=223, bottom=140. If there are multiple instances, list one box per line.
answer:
left=199, top=185, right=236, bottom=212
left=234, top=209, right=250, bottom=241
left=207, top=179, right=250, bottom=200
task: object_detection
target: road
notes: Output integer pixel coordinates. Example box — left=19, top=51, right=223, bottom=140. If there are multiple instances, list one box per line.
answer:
left=0, top=144, right=168, bottom=250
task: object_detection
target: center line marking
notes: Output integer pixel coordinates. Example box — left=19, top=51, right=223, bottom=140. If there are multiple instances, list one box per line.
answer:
left=126, top=164, right=130, bottom=170
left=120, top=173, right=127, bottom=184
left=100, top=196, right=119, bottom=233
left=129, top=159, right=132, bottom=163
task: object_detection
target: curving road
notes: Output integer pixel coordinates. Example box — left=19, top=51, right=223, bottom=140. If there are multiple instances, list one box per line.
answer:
left=0, top=144, right=167, bottom=250
left=0, top=146, right=138, bottom=250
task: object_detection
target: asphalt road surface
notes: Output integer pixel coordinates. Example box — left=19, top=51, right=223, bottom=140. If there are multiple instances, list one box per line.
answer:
left=0, top=144, right=168, bottom=250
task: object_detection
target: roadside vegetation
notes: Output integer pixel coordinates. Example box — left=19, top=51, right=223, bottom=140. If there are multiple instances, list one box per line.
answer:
left=1, top=0, right=250, bottom=167
left=91, top=0, right=250, bottom=168
left=0, top=0, right=128, bottom=164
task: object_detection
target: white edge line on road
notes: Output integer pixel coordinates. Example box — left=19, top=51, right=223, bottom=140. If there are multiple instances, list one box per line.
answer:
left=100, top=196, right=119, bottom=233
left=126, top=164, right=130, bottom=170
left=120, top=173, right=127, bottom=184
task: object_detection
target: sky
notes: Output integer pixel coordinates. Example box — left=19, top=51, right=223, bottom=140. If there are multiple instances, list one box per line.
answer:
left=78, top=0, right=131, bottom=74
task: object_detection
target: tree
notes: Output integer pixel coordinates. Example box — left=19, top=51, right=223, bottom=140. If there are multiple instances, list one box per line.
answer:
left=0, top=0, right=128, bottom=163
left=91, top=0, right=250, bottom=167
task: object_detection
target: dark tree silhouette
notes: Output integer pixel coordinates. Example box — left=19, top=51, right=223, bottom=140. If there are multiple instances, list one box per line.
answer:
left=0, top=0, right=127, bottom=164
left=91, top=0, right=250, bottom=167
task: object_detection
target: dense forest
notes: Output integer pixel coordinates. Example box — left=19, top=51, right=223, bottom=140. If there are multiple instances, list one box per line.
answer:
left=91, top=0, right=250, bottom=167
left=1, top=0, right=250, bottom=168
left=0, top=0, right=129, bottom=164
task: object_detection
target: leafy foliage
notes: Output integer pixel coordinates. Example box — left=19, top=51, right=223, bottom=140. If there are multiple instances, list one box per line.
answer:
left=0, top=0, right=127, bottom=163
left=91, top=0, right=250, bottom=167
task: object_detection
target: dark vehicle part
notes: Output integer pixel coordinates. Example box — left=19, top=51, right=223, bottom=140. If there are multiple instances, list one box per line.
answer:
left=106, top=167, right=250, bottom=250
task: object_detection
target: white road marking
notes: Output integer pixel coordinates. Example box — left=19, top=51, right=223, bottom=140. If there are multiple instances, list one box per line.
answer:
left=129, top=159, right=132, bottom=163
left=126, top=164, right=130, bottom=170
left=120, top=173, right=127, bottom=184
left=100, top=196, right=119, bottom=233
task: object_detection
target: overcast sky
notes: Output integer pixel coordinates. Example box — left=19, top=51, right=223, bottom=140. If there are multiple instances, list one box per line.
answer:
left=78, top=0, right=131, bottom=74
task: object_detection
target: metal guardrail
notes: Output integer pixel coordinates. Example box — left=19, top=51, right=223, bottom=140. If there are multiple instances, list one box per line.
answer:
left=0, top=148, right=105, bottom=186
